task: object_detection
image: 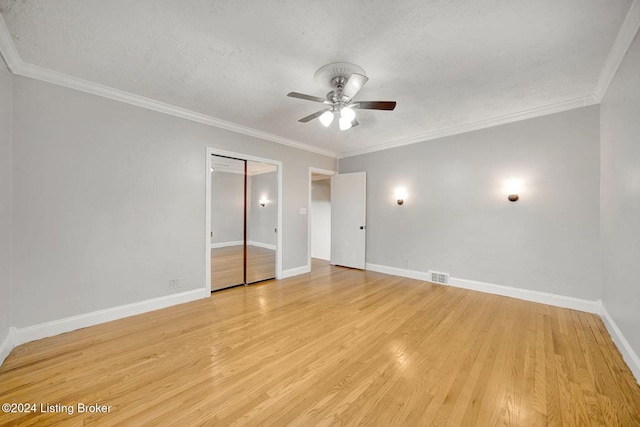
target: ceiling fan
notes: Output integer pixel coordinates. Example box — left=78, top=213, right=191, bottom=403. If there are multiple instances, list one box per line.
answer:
left=287, top=62, right=396, bottom=131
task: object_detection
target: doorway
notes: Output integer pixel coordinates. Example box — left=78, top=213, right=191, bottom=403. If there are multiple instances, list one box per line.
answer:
left=206, top=149, right=282, bottom=292
left=308, top=168, right=335, bottom=271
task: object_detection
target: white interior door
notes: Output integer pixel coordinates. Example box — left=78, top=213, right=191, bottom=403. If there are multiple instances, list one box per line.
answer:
left=331, top=172, right=366, bottom=269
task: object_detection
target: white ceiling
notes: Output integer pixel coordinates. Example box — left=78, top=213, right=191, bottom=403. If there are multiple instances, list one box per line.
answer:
left=0, top=0, right=636, bottom=158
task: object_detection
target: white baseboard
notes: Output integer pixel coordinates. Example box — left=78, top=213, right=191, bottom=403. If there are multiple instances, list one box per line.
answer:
left=365, top=263, right=601, bottom=314
left=366, top=263, right=433, bottom=282
left=0, top=327, right=16, bottom=367
left=247, top=240, right=276, bottom=250
left=447, top=277, right=601, bottom=314
left=210, top=241, right=243, bottom=249
left=10, top=289, right=207, bottom=349
left=282, top=264, right=311, bottom=279
left=601, top=305, right=640, bottom=383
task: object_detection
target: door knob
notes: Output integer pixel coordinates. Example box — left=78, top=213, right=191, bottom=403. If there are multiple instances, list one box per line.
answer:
left=360, top=226, right=364, bottom=230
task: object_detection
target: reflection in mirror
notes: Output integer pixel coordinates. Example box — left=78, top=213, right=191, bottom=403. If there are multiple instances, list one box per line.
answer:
left=210, top=155, right=245, bottom=290
left=246, top=161, right=277, bottom=283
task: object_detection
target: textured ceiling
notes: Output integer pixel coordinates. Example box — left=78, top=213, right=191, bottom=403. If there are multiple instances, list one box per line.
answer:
left=0, top=0, right=634, bottom=157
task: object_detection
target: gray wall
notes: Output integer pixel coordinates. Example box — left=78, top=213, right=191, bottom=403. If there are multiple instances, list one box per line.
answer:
left=211, top=171, right=244, bottom=244
left=311, top=179, right=331, bottom=260
left=600, top=32, right=640, bottom=357
left=340, top=106, right=601, bottom=300
left=0, top=58, right=11, bottom=344
left=10, top=76, right=335, bottom=328
left=248, top=170, right=277, bottom=246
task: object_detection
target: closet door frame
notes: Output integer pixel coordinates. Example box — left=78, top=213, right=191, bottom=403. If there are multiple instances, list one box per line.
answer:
left=205, top=147, right=283, bottom=294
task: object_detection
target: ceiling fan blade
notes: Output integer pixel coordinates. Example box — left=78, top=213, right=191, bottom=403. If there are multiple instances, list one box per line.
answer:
left=341, top=73, right=369, bottom=101
left=287, top=92, right=327, bottom=103
left=353, top=101, right=396, bottom=111
left=298, top=109, right=331, bottom=123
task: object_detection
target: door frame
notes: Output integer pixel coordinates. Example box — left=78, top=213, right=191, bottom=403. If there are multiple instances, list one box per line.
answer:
left=206, top=147, right=283, bottom=293
left=308, top=167, right=336, bottom=269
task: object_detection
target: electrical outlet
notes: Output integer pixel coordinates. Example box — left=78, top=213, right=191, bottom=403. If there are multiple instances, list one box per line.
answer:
left=169, top=278, right=184, bottom=290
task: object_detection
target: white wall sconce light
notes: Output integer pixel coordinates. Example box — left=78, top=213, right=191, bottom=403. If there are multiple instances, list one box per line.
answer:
left=504, top=179, right=523, bottom=202
left=395, top=187, right=408, bottom=205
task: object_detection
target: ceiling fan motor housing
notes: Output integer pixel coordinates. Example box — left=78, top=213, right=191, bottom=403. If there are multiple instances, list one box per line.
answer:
left=326, top=90, right=343, bottom=105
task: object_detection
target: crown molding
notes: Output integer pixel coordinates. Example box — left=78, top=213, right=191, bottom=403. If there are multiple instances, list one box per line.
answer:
left=339, top=0, right=640, bottom=159
left=340, top=94, right=599, bottom=158
left=593, top=0, right=640, bottom=100
left=0, top=15, right=338, bottom=159
left=0, top=15, right=20, bottom=71
left=13, top=62, right=339, bottom=158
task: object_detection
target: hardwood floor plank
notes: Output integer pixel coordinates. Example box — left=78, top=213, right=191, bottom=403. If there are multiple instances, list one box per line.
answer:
left=544, top=312, right=563, bottom=426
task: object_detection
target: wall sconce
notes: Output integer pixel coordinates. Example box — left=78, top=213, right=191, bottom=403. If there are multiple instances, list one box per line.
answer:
left=503, top=179, right=523, bottom=202
left=259, top=198, right=268, bottom=207
left=394, top=187, right=408, bottom=205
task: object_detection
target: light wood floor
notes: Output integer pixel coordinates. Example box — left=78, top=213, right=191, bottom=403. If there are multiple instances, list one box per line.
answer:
left=211, top=245, right=275, bottom=289
left=1, top=259, right=639, bottom=425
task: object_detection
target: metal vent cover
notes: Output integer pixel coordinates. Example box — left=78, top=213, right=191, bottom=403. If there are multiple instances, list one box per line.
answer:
left=427, top=270, right=450, bottom=284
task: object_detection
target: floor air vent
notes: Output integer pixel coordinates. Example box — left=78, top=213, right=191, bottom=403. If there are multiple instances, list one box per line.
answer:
left=427, top=270, right=449, bottom=284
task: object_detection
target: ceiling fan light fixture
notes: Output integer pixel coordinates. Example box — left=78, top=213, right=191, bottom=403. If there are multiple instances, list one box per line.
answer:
left=341, top=106, right=355, bottom=122
left=339, top=117, right=352, bottom=131
left=319, top=110, right=334, bottom=127
left=288, top=62, right=396, bottom=129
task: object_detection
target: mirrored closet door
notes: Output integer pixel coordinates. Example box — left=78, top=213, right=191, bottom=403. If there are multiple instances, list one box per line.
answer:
left=245, top=161, right=277, bottom=283
left=210, top=154, right=277, bottom=291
